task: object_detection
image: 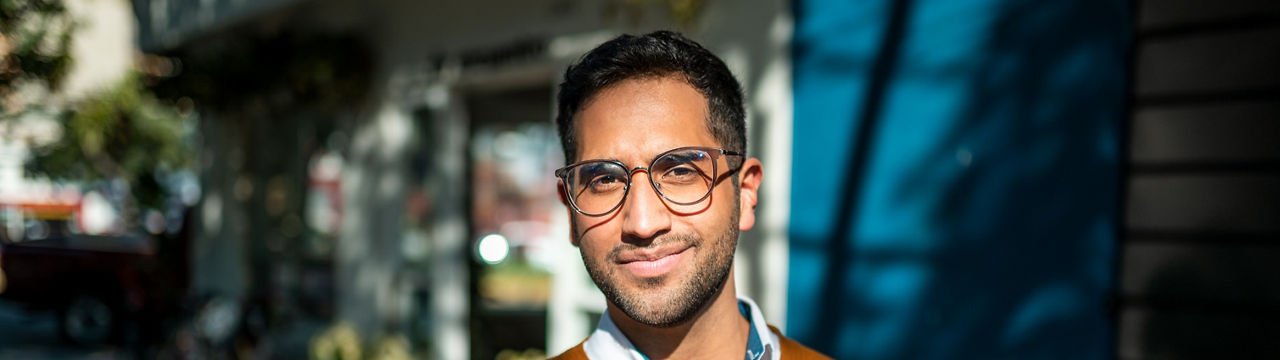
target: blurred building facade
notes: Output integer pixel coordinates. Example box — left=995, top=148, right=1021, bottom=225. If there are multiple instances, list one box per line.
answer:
left=130, top=0, right=793, bottom=358
left=118, top=0, right=1280, bottom=359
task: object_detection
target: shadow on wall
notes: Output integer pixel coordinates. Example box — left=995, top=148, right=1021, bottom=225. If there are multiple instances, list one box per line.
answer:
left=790, top=0, right=1127, bottom=358
left=1137, top=246, right=1280, bottom=358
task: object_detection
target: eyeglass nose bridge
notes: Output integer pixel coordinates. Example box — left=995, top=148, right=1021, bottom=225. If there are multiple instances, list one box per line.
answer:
left=621, top=165, right=699, bottom=216
left=625, top=166, right=652, bottom=192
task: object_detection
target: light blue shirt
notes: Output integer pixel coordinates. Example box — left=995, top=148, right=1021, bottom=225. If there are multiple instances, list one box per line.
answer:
left=582, top=295, right=781, bottom=360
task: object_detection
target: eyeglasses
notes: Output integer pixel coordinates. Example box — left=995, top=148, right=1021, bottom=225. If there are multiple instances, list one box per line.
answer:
left=555, top=146, right=743, bottom=216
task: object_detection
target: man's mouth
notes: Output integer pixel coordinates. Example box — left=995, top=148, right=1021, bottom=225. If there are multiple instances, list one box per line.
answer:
left=616, top=246, right=691, bottom=278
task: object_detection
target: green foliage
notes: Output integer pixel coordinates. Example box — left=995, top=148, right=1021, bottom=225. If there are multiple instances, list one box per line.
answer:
left=4, top=0, right=190, bottom=219
left=0, top=0, right=75, bottom=113
left=28, top=74, right=191, bottom=209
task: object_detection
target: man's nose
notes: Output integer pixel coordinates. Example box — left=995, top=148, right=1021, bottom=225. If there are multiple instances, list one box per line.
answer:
left=619, top=170, right=671, bottom=241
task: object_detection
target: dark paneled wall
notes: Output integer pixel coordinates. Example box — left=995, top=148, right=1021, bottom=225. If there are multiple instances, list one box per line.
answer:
left=1121, top=0, right=1280, bottom=358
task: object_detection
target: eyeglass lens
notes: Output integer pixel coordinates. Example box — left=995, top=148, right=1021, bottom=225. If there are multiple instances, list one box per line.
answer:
left=565, top=148, right=718, bottom=215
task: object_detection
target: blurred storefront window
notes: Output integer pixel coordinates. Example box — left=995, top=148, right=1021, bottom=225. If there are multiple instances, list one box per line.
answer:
left=467, top=86, right=564, bottom=358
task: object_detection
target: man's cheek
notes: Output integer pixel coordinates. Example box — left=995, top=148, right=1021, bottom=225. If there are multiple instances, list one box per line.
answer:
left=569, top=215, right=606, bottom=246
left=579, top=239, right=610, bottom=267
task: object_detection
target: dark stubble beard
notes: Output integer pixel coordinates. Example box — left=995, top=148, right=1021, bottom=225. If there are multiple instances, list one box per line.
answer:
left=580, top=210, right=740, bottom=328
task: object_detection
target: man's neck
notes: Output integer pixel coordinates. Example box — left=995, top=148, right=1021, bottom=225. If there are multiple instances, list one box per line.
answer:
left=609, top=275, right=750, bottom=360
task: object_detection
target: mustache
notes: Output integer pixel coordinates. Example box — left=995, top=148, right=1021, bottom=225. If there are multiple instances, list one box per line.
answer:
left=608, top=232, right=699, bottom=261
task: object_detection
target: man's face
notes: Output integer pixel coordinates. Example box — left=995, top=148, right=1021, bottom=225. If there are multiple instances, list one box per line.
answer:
left=565, top=76, right=756, bottom=327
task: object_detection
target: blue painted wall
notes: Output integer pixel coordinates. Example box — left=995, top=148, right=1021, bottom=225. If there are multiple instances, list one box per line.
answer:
left=787, top=0, right=1129, bottom=358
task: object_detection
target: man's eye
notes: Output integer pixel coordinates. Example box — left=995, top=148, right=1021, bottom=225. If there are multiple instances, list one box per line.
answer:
left=666, top=167, right=696, bottom=177
left=588, top=175, right=625, bottom=192
left=661, top=166, right=702, bottom=183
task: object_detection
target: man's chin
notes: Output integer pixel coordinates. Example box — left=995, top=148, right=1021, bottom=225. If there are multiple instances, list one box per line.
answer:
left=613, top=295, right=700, bottom=328
left=610, top=274, right=718, bottom=328
left=615, top=276, right=679, bottom=303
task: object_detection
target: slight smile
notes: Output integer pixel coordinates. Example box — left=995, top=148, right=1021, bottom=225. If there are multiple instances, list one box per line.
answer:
left=617, top=246, right=692, bottom=278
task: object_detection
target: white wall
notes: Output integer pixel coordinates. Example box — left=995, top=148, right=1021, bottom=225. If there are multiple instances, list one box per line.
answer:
left=63, top=0, right=135, bottom=99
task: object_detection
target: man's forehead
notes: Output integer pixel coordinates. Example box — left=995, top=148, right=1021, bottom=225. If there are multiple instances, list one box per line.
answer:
left=572, top=77, right=715, bottom=161
left=577, top=74, right=694, bottom=113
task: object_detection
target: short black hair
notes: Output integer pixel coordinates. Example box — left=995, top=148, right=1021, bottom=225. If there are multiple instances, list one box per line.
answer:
left=555, top=31, right=746, bottom=164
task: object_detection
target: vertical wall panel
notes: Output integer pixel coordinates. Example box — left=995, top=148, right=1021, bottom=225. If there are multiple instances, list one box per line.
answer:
left=1122, top=0, right=1280, bottom=358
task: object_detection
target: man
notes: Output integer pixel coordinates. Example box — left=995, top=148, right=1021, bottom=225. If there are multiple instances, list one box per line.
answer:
left=550, top=31, right=829, bottom=360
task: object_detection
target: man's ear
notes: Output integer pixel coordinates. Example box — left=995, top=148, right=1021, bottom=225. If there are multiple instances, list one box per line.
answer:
left=736, top=157, right=763, bottom=232
left=557, top=180, right=581, bottom=247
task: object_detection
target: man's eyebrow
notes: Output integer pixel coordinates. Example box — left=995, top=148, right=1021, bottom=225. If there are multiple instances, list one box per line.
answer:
left=658, top=152, right=697, bottom=163
left=578, top=156, right=623, bottom=164
left=581, top=162, right=611, bottom=171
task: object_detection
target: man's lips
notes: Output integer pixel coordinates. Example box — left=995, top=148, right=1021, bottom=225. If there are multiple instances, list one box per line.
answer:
left=616, top=246, right=691, bottom=278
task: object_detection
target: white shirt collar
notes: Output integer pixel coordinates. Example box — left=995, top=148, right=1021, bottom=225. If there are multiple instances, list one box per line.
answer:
left=582, top=295, right=781, bottom=360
